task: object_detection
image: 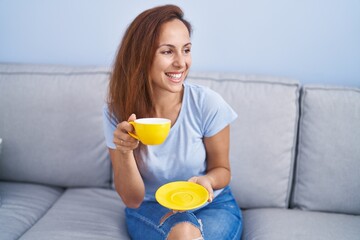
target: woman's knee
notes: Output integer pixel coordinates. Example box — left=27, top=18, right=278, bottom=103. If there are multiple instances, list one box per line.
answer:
left=167, top=222, right=202, bottom=240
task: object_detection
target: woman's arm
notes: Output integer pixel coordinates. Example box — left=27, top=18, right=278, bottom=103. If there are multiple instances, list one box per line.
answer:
left=109, top=114, right=145, bottom=208
left=189, top=125, right=232, bottom=202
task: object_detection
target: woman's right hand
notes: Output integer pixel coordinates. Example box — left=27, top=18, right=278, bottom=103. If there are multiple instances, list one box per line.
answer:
left=113, top=114, right=140, bottom=154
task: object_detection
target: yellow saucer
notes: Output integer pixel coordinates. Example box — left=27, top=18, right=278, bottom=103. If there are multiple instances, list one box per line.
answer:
left=155, top=181, right=208, bottom=211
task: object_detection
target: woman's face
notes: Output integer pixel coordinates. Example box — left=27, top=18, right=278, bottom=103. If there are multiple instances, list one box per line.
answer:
left=149, top=19, right=192, bottom=95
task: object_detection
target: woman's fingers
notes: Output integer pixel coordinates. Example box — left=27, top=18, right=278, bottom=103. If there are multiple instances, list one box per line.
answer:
left=127, top=113, right=136, bottom=122
left=113, top=114, right=139, bottom=151
left=188, top=176, right=214, bottom=202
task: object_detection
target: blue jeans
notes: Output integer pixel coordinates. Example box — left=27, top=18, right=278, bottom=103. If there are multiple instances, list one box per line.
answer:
left=125, top=186, right=242, bottom=239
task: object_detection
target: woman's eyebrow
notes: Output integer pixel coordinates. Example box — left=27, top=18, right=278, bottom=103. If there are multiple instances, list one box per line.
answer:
left=158, top=42, right=192, bottom=48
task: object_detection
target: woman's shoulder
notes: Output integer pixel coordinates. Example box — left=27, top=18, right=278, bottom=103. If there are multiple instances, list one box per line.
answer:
left=185, top=81, right=224, bottom=105
left=184, top=81, right=220, bottom=98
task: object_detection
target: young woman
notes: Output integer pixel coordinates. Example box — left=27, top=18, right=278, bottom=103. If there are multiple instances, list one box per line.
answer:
left=103, top=4, right=242, bottom=240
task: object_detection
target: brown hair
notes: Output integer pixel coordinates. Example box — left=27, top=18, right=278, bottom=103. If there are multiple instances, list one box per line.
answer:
left=107, top=4, right=192, bottom=122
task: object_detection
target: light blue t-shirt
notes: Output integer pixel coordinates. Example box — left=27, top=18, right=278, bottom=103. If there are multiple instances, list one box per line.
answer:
left=103, top=82, right=237, bottom=201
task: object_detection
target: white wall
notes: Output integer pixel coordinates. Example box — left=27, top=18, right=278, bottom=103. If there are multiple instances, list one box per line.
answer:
left=0, top=0, right=359, bottom=86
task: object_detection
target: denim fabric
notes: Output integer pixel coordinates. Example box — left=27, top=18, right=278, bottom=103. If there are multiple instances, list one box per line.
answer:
left=125, top=186, right=242, bottom=240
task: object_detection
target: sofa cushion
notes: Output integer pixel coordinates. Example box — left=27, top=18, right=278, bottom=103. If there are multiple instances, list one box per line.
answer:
left=20, top=188, right=129, bottom=240
left=187, top=72, right=300, bottom=209
left=292, top=85, right=360, bottom=215
left=242, top=208, right=360, bottom=240
left=0, top=64, right=111, bottom=187
left=0, top=181, right=64, bottom=240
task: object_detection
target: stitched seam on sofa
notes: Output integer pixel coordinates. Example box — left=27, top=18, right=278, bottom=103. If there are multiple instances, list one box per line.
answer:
left=0, top=71, right=111, bottom=76
left=284, top=85, right=301, bottom=209
left=0, top=63, right=111, bottom=75
left=188, top=72, right=297, bottom=82
left=188, top=75, right=299, bottom=87
left=288, top=86, right=305, bottom=209
left=290, top=87, right=308, bottom=209
left=301, top=85, right=360, bottom=93
left=16, top=187, right=66, bottom=239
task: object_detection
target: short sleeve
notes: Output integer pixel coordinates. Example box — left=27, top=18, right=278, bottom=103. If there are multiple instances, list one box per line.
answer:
left=102, top=105, right=117, bottom=149
left=201, top=88, right=238, bottom=137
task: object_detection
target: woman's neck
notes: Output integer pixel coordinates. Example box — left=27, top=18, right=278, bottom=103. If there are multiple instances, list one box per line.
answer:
left=153, top=86, right=184, bottom=124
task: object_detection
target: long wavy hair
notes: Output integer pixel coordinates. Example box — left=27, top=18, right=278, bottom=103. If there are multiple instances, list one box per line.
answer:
left=107, top=5, right=192, bottom=122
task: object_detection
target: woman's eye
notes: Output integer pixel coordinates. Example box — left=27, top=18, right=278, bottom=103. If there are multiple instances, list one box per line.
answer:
left=184, top=48, right=191, bottom=54
left=161, top=50, right=172, bottom=55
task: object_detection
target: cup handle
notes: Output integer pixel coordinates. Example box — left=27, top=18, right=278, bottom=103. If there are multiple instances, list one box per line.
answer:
left=128, top=121, right=139, bottom=140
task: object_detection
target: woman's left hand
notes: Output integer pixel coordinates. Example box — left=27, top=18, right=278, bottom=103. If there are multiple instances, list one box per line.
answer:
left=188, top=176, right=214, bottom=202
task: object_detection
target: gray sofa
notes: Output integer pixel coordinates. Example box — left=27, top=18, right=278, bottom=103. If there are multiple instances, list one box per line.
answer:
left=0, top=63, right=359, bottom=240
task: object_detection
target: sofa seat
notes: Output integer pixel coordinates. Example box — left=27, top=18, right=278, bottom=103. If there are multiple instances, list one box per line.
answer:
left=0, top=181, right=64, bottom=240
left=242, top=208, right=360, bottom=240
left=19, top=188, right=129, bottom=240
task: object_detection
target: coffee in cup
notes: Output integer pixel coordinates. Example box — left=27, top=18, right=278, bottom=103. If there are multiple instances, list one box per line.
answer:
left=128, top=118, right=171, bottom=145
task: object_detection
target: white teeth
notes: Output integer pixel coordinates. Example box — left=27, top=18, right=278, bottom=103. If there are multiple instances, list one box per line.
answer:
left=166, top=73, right=182, bottom=79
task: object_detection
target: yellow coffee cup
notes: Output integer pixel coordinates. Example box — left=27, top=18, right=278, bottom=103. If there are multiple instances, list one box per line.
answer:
left=128, top=118, right=171, bottom=145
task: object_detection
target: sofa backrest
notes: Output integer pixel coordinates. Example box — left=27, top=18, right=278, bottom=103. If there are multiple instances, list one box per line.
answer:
left=0, top=64, right=111, bottom=187
left=187, top=72, right=300, bottom=209
left=291, top=85, right=360, bottom=215
left=0, top=64, right=302, bottom=209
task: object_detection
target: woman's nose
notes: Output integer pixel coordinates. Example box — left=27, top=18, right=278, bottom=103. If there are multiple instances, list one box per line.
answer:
left=173, top=53, right=186, bottom=68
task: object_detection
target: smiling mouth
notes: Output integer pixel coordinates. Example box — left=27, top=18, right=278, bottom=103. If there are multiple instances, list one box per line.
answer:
left=166, top=72, right=183, bottom=80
